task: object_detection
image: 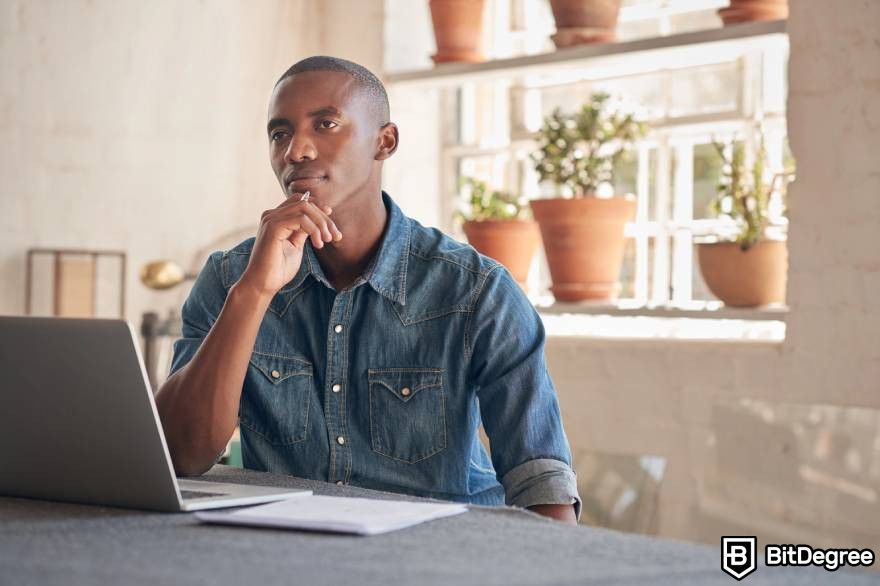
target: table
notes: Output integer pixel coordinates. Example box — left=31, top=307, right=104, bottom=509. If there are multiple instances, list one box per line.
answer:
left=1, top=465, right=875, bottom=585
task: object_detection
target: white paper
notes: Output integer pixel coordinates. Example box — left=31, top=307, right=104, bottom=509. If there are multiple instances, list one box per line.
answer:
left=195, top=494, right=468, bottom=535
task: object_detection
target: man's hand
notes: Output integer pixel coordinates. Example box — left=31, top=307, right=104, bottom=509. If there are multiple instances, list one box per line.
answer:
left=527, top=503, right=578, bottom=525
left=239, top=193, right=343, bottom=298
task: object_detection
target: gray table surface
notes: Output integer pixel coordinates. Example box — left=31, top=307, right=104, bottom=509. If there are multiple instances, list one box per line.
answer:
left=1, top=465, right=876, bottom=586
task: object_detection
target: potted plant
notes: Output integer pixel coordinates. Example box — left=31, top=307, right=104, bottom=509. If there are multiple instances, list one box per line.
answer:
left=429, top=0, right=486, bottom=64
left=548, top=0, right=622, bottom=48
left=695, top=136, right=791, bottom=307
left=718, top=0, right=788, bottom=26
left=457, top=177, right=541, bottom=288
left=530, top=92, right=647, bottom=302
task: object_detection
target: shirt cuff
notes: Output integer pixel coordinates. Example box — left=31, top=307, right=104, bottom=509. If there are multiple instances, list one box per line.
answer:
left=500, top=458, right=582, bottom=521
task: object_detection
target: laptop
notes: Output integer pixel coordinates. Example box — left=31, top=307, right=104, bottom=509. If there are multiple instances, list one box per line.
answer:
left=0, top=316, right=310, bottom=512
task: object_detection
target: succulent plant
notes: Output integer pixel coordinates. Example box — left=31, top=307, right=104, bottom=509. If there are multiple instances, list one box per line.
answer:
left=532, top=92, right=647, bottom=197
left=456, top=176, right=530, bottom=222
left=709, top=135, right=791, bottom=250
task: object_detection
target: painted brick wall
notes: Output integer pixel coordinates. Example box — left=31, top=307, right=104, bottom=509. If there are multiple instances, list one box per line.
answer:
left=546, top=0, right=880, bottom=548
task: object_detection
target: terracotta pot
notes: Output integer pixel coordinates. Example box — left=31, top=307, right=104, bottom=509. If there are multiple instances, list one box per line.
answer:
left=463, top=220, right=541, bottom=286
left=429, top=0, right=486, bottom=64
left=718, top=0, right=788, bottom=25
left=530, top=196, right=635, bottom=302
left=696, top=240, right=788, bottom=307
left=548, top=0, right=622, bottom=47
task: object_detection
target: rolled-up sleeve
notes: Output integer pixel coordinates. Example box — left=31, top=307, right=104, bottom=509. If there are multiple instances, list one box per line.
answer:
left=501, top=458, right=580, bottom=518
left=168, top=251, right=228, bottom=378
left=466, top=265, right=581, bottom=519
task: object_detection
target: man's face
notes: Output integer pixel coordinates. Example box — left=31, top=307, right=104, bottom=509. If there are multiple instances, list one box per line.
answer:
left=267, top=71, right=380, bottom=211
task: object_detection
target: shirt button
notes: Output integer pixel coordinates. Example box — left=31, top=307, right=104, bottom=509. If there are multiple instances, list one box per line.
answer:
left=336, top=480, right=344, bottom=486
left=401, top=387, right=411, bottom=397
left=336, top=436, right=345, bottom=445
left=334, top=324, right=343, bottom=333
left=332, top=384, right=341, bottom=393
left=271, top=370, right=280, bottom=379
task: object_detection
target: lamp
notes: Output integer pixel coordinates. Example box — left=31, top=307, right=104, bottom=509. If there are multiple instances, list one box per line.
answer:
left=139, top=260, right=196, bottom=290
left=137, top=225, right=257, bottom=390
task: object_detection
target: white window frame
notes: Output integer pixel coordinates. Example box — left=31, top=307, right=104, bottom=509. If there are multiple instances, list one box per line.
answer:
left=439, top=42, right=789, bottom=308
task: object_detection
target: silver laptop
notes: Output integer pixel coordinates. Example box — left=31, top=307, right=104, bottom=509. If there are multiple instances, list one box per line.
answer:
left=0, top=316, right=310, bottom=512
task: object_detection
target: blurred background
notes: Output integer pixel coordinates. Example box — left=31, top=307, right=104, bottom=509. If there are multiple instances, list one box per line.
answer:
left=1, top=0, right=878, bottom=554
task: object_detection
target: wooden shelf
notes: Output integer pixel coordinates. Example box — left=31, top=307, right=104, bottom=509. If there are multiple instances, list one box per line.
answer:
left=387, top=20, right=787, bottom=88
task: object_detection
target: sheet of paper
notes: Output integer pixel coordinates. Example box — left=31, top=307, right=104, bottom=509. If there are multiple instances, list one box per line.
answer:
left=195, top=494, right=468, bottom=535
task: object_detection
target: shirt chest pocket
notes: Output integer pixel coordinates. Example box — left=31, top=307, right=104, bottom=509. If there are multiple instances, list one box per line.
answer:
left=368, top=368, right=446, bottom=464
left=239, top=352, right=312, bottom=446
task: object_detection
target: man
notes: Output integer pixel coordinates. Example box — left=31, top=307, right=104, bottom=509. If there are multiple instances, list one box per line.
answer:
left=156, top=56, right=580, bottom=524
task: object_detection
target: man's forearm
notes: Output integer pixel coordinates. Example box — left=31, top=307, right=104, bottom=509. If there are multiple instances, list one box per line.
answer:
left=155, top=281, right=272, bottom=475
left=527, top=503, right=578, bottom=525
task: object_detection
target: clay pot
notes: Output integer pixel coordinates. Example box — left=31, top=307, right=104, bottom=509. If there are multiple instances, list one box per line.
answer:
left=548, top=0, right=622, bottom=48
left=696, top=239, right=788, bottom=307
left=718, top=0, right=788, bottom=25
left=463, top=219, right=541, bottom=287
left=530, top=196, right=635, bottom=302
left=429, top=0, right=486, bottom=64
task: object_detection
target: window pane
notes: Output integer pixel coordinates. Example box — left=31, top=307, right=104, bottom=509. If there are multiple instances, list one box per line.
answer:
left=457, top=155, right=508, bottom=186
left=535, top=75, right=665, bottom=124
left=612, top=152, right=638, bottom=197
left=693, top=143, right=723, bottom=220
left=668, top=62, right=740, bottom=118
left=457, top=82, right=509, bottom=147
left=619, top=237, right=636, bottom=300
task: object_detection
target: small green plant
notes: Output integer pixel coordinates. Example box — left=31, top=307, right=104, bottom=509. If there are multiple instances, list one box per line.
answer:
left=455, top=177, right=529, bottom=222
left=709, top=136, right=791, bottom=250
left=532, top=92, right=647, bottom=197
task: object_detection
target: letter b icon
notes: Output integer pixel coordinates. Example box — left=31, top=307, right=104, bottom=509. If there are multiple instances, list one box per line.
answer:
left=730, top=545, right=749, bottom=566
left=722, top=537, right=757, bottom=580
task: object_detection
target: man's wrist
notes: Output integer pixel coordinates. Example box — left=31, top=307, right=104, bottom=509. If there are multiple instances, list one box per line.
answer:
left=229, top=279, right=276, bottom=309
left=527, top=503, right=578, bottom=525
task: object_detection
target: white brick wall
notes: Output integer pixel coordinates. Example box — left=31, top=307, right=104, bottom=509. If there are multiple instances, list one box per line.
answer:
left=547, top=0, right=880, bottom=547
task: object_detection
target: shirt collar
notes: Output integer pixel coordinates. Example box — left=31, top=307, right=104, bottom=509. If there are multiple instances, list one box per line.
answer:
left=278, top=191, right=409, bottom=306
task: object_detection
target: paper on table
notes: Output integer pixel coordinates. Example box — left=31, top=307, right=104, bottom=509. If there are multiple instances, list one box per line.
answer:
left=195, top=494, right=468, bottom=536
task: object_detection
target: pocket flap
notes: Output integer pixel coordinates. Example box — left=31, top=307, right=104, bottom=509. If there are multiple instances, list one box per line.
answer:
left=368, top=368, right=442, bottom=402
left=249, top=351, right=312, bottom=384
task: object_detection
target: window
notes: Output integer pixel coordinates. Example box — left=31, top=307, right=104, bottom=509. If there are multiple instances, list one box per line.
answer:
left=385, top=0, right=792, bottom=312
left=431, top=0, right=790, bottom=308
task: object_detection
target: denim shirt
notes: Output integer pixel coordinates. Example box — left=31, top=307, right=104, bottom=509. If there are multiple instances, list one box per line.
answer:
left=169, top=192, right=580, bottom=515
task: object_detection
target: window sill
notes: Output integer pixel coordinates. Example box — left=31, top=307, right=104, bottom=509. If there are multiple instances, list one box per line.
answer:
left=535, top=299, right=787, bottom=343
left=534, top=298, right=788, bottom=321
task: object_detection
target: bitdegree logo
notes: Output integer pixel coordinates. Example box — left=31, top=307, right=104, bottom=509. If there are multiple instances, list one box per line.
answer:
left=721, top=536, right=876, bottom=579
left=766, top=544, right=875, bottom=572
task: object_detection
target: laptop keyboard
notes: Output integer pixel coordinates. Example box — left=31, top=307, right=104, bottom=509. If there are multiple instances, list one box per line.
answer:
left=180, top=489, right=227, bottom=500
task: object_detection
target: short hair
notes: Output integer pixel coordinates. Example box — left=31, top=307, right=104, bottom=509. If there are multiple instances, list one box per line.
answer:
left=275, top=56, right=390, bottom=125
